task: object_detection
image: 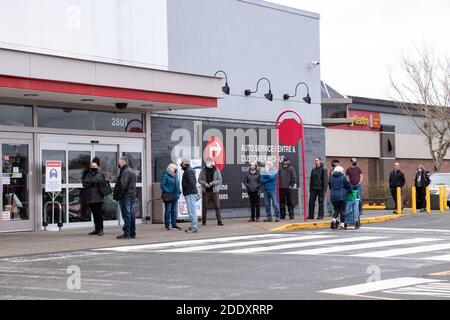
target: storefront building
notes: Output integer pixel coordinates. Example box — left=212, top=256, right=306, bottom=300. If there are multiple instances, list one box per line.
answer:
left=0, top=0, right=321, bottom=232
left=322, top=81, right=450, bottom=194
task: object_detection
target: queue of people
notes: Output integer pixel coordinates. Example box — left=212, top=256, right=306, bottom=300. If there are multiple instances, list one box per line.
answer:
left=80, top=154, right=431, bottom=237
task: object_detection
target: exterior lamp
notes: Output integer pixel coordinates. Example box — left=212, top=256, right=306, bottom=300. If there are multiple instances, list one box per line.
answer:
left=214, top=70, right=231, bottom=95
left=283, top=82, right=311, bottom=104
left=244, top=77, right=273, bottom=101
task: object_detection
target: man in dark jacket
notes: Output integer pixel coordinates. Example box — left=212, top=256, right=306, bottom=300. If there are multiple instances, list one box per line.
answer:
left=415, top=165, right=430, bottom=212
left=181, top=158, right=198, bottom=233
left=113, top=156, right=137, bottom=239
left=198, top=158, right=223, bottom=226
left=278, top=156, right=297, bottom=220
left=389, top=162, right=406, bottom=214
left=308, top=157, right=328, bottom=220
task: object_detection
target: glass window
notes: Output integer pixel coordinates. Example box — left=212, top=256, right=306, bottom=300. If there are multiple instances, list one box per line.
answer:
left=38, top=107, right=94, bottom=130
left=95, top=112, right=143, bottom=133
left=2, top=144, right=29, bottom=221
left=0, top=104, right=32, bottom=127
left=42, top=150, right=66, bottom=184
left=68, top=150, right=90, bottom=183
left=123, top=152, right=142, bottom=183
left=42, top=188, right=67, bottom=224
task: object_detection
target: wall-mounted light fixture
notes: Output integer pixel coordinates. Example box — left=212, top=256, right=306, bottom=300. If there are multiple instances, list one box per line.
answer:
left=214, top=70, right=231, bottom=95
left=244, top=77, right=273, bottom=101
left=283, top=82, right=311, bottom=104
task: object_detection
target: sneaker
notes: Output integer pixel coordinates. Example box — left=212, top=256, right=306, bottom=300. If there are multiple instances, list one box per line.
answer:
left=185, top=228, right=198, bottom=233
left=172, top=226, right=182, bottom=231
left=117, top=234, right=131, bottom=240
left=88, top=230, right=99, bottom=236
left=218, top=221, right=224, bottom=226
left=202, top=221, right=207, bottom=226
left=97, top=231, right=104, bottom=236
left=130, top=234, right=136, bottom=239
left=165, top=227, right=171, bottom=231
left=339, top=223, right=346, bottom=230
left=275, top=219, right=280, bottom=222
left=255, top=218, right=260, bottom=222
left=263, top=218, right=273, bottom=222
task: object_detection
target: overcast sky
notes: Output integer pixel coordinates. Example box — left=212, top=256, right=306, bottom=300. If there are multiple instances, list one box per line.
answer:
left=269, top=0, right=450, bottom=99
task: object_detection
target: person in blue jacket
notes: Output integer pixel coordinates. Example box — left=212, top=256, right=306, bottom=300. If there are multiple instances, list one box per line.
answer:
left=160, top=163, right=182, bottom=231
left=260, top=160, right=281, bottom=222
left=328, top=165, right=352, bottom=230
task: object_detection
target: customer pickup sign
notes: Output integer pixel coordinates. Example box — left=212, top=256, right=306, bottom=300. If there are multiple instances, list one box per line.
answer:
left=45, top=161, right=62, bottom=192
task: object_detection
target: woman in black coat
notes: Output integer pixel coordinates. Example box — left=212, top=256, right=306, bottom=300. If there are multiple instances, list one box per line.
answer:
left=82, top=157, right=106, bottom=236
left=415, top=165, right=430, bottom=212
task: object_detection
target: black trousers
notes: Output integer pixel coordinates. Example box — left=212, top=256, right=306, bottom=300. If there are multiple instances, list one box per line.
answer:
left=390, top=188, right=401, bottom=209
left=309, top=189, right=325, bottom=218
left=332, top=200, right=346, bottom=222
left=416, top=187, right=426, bottom=209
left=279, top=188, right=294, bottom=219
left=248, top=191, right=261, bottom=220
left=90, top=202, right=104, bottom=232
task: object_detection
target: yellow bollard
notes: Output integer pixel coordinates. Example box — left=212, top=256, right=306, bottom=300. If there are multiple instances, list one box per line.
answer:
left=397, top=187, right=402, bottom=214
left=411, top=187, right=417, bottom=215
left=426, top=187, right=431, bottom=214
left=440, top=186, right=445, bottom=213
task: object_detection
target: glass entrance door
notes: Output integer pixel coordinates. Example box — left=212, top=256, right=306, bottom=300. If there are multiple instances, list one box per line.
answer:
left=39, top=135, right=145, bottom=230
left=0, top=139, right=33, bottom=232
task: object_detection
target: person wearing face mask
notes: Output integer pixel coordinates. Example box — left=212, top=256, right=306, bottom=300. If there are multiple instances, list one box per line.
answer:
left=244, top=162, right=261, bottom=222
left=389, top=162, right=406, bottom=214
left=82, top=157, right=107, bottom=236
left=260, top=160, right=281, bottom=222
left=415, top=165, right=430, bottom=213
left=198, top=158, right=223, bottom=226
left=308, top=157, right=328, bottom=220
left=346, top=158, right=364, bottom=216
left=160, top=163, right=182, bottom=231
left=180, top=158, right=199, bottom=233
left=278, top=156, right=297, bottom=220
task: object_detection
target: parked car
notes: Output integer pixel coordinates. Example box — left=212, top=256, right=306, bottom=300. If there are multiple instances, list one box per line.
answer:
left=428, top=173, right=450, bottom=202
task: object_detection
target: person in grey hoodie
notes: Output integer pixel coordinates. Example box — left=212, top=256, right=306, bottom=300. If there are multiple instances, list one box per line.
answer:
left=198, top=158, right=223, bottom=226
left=278, top=156, right=297, bottom=220
left=244, top=162, right=261, bottom=222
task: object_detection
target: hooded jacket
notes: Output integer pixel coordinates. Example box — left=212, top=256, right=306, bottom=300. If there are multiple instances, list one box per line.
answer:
left=328, top=171, right=352, bottom=202
left=198, top=166, right=223, bottom=193
left=279, top=161, right=297, bottom=189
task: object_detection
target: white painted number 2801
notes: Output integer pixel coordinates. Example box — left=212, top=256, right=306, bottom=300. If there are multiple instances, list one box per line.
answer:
left=112, top=118, right=128, bottom=127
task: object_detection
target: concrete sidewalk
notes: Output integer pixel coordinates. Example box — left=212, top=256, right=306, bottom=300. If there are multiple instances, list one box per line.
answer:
left=0, top=210, right=406, bottom=258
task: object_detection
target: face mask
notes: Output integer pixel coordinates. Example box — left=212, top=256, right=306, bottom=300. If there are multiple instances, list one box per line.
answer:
left=352, top=162, right=357, bottom=166
left=206, top=162, right=212, bottom=168
left=282, top=163, right=288, bottom=168
left=332, top=164, right=336, bottom=168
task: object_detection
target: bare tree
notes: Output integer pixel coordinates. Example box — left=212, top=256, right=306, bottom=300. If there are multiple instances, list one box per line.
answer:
left=390, top=48, right=450, bottom=172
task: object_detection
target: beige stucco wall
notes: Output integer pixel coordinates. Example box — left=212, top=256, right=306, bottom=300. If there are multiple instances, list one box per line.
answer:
left=325, top=129, right=380, bottom=158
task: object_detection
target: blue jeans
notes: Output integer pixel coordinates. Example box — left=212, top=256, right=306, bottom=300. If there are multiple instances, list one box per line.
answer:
left=264, top=190, right=281, bottom=219
left=119, top=197, right=136, bottom=237
left=352, top=184, right=363, bottom=215
left=185, top=194, right=198, bottom=231
left=164, top=200, right=179, bottom=228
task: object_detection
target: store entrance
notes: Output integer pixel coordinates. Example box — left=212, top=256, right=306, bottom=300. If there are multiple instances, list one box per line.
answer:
left=39, top=135, right=145, bottom=230
left=0, top=135, right=34, bottom=232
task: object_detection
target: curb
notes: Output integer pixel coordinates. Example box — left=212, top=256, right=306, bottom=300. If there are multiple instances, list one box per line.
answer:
left=270, top=214, right=404, bottom=232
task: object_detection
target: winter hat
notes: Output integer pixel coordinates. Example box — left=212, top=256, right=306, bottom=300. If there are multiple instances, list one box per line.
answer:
left=334, top=166, right=345, bottom=174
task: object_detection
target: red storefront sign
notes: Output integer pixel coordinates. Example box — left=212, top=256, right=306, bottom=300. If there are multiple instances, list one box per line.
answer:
left=331, top=109, right=381, bottom=131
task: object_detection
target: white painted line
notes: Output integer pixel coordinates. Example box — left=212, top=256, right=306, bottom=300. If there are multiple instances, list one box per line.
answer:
left=321, top=277, right=442, bottom=296
left=223, top=236, right=385, bottom=254
left=95, top=234, right=289, bottom=252
left=0, top=252, right=110, bottom=263
left=422, top=254, right=450, bottom=262
left=353, top=242, right=450, bottom=258
left=158, top=235, right=338, bottom=253
left=286, top=238, right=438, bottom=256
left=365, top=226, right=450, bottom=234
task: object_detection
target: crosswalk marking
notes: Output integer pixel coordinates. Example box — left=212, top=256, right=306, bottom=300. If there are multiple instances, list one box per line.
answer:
left=321, top=277, right=442, bottom=296
left=283, top=238, right=438, bottom=256
left=158, top=235, right=337, bottom=253
left=352, top=242, right=450, bottom=258
left=423, top=254, right=450, bottom=262
left=96, top=234, right=289, bottom=252
left=222, top=236, right=385, bottom=254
